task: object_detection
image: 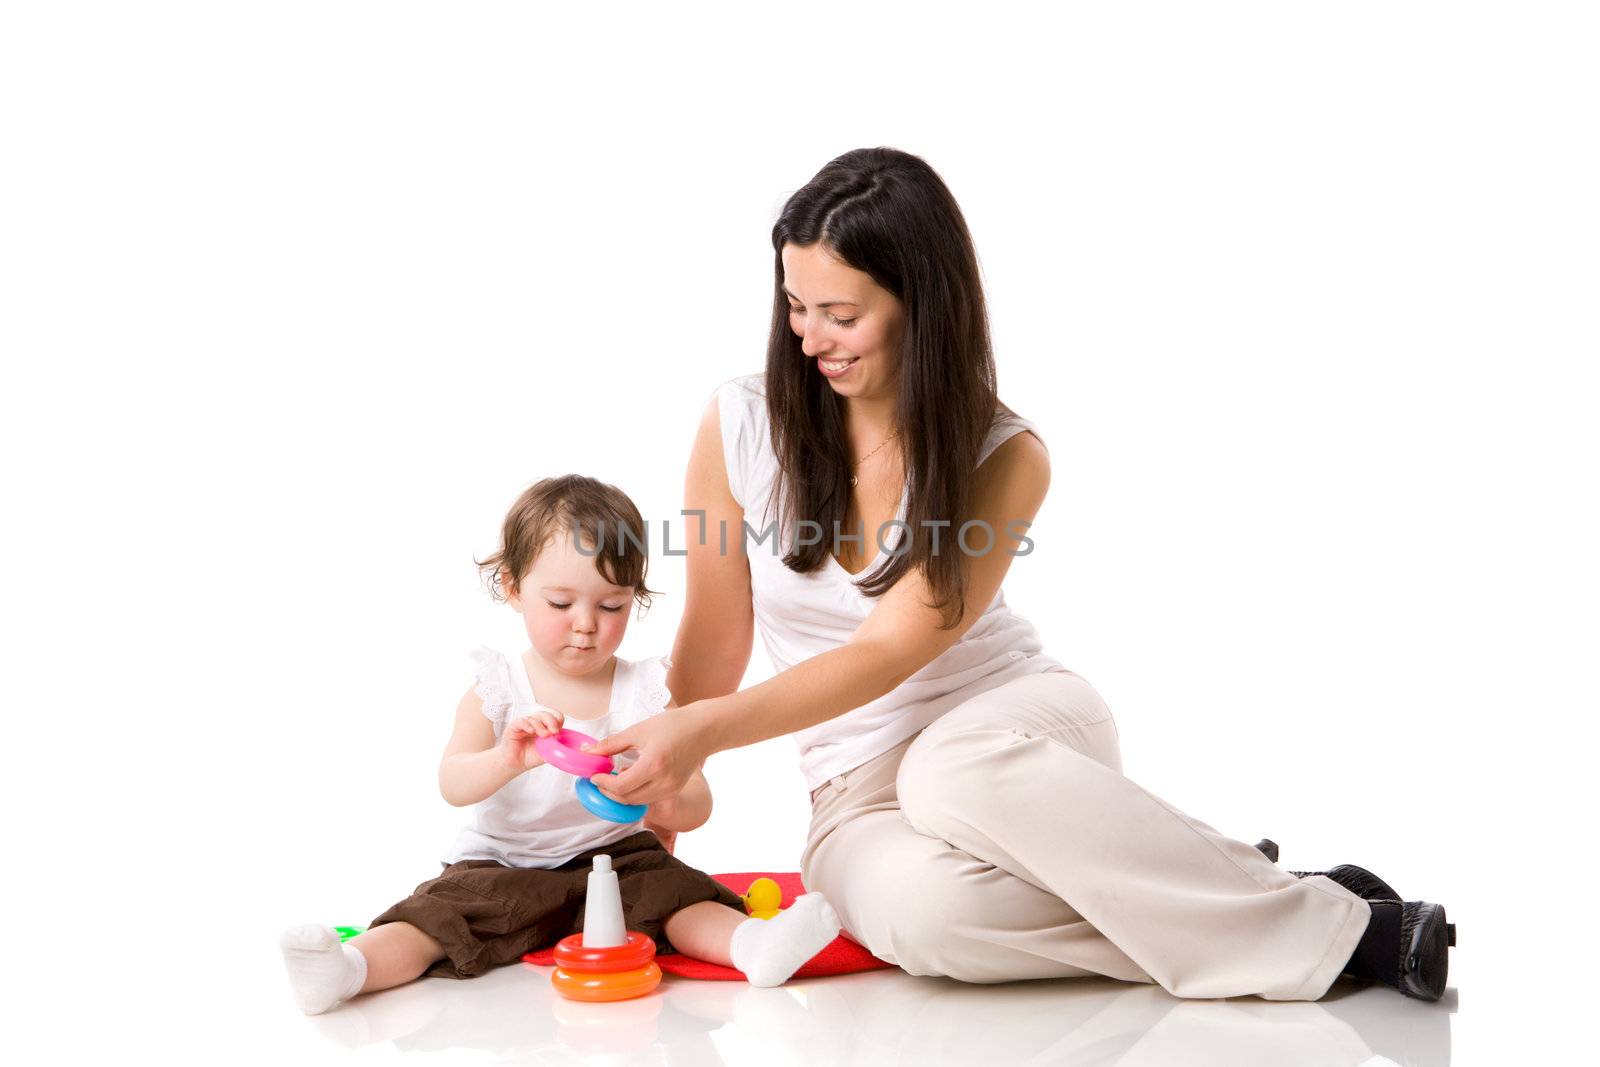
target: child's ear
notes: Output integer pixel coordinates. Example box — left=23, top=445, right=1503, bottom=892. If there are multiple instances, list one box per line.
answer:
left=503, top=570, right=524, bottom=609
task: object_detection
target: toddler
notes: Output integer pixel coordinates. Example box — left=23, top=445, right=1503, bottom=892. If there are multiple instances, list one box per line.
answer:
left=280, top=474, right=841, bottom=1014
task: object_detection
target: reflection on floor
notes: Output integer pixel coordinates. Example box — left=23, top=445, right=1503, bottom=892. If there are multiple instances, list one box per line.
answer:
left=299, top=960, right=1454, bottom=1066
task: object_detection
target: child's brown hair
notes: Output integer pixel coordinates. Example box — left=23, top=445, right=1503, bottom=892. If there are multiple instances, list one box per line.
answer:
left=476, top=474, right=659, bottom=613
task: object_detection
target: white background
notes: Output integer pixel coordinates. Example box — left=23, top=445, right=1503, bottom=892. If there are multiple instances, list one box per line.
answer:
left=3, top=2, right=1596, bottom=1064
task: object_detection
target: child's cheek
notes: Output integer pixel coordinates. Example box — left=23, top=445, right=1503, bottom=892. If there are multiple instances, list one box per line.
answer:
left=528, top=610, right=569, bottom=650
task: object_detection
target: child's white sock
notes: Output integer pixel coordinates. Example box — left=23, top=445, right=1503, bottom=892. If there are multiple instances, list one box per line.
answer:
left=728, top=892, right=841, bottom=987
left=280, top=924, right=368, bottom=1015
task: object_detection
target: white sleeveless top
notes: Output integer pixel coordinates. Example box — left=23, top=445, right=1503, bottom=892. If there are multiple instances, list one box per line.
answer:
left=716, top=372, right=1069, bottom=791
left=442, top=647, right=673, bottom=868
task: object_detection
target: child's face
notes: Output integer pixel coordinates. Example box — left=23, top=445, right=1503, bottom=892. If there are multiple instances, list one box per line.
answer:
left=507, top=529, right=634, bottom=677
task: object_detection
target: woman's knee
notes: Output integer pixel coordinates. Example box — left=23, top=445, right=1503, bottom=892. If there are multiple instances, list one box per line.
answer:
left=929, top=672, right=1117, bottom=743
left=897, top=722, right=1121, bottom=845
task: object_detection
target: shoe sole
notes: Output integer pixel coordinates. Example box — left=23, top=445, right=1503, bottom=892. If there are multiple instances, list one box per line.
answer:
left=1399, top=902, right=1450, bottom=1002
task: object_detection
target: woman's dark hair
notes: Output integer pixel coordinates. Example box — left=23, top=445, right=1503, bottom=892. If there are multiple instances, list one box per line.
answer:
left=766, top=147, right=1011, bottom=630
left=476, top=474, right=659, bottom=615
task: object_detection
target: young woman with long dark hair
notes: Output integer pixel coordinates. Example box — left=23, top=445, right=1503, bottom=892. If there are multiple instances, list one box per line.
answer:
left=586, top=146, right=1454, bottom=1002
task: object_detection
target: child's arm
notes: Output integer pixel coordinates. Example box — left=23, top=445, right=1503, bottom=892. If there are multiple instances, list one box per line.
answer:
left=642, top=765, right=713, bottom=833
left=437, top=686, right=562, bottom=807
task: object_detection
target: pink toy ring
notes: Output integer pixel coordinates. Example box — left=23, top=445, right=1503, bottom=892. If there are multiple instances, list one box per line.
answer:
left=535, top=729, right=614, bottom=777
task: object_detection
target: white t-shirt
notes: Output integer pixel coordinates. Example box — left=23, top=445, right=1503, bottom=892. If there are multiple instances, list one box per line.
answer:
left=717, top=372, right=1071, bottom=791
left=441, top=647, right=673, bottom=868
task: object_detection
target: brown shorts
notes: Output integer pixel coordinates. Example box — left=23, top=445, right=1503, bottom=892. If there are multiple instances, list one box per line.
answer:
left=368, top=831, right=746, bottom=979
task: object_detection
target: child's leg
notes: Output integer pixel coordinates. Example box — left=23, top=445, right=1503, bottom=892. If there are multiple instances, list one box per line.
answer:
left=662, top=901, right=746, bottom=967
left=667, top=894, right=843, bottom=987
left=280, top=921, right=446, bottom=1015
left=350, top=921, right=447, bottom=992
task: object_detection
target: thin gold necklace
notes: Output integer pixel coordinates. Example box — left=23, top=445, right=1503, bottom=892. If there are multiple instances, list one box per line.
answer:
left=850, top=427, right=900, bottom=488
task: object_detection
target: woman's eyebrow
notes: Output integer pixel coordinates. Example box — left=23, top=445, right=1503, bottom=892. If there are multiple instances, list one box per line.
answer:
left=782, top=286, right=859, bottom=308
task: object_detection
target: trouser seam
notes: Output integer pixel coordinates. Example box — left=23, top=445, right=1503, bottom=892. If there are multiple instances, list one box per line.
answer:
left=1023, top=729, right=1281, bottom=895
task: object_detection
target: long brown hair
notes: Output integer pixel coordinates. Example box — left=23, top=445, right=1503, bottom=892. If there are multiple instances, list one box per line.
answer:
left=766, top=147, right=1012, bottom=630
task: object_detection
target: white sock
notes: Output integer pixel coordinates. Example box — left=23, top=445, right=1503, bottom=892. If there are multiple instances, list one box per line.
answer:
left=280, top=924, right=368, bottom=1015
left=728, top=892, right=841, bottom=987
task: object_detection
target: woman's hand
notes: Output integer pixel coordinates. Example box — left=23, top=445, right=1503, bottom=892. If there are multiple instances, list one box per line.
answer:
left=495, top=708, right=564, bottom=773
left=582, top=704, right=712, bottom=808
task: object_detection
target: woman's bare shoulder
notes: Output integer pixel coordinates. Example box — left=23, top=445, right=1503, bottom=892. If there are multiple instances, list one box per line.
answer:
left=979, top=427, right=1050, bottom=492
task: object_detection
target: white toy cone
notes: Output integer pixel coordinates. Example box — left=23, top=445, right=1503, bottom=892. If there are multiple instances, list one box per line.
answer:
left=581, top=854, right=626, bottom=948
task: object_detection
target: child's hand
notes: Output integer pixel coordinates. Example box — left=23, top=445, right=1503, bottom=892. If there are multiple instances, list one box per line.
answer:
left=497, top=709, right=564, bottom=773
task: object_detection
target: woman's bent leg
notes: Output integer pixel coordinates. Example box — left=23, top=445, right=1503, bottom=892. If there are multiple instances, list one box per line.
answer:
left=895, top=671, right=1370, bottom=1001
left=800, top=727, right=1152, bottom=986
left=804, top=806, right=1154, bottom=985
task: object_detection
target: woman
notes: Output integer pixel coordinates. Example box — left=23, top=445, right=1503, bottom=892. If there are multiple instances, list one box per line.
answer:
left=588, top=147, right=1454, bottom=1002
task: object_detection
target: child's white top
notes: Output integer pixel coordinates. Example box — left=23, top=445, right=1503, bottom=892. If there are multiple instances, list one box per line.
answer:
left=717, top=372, right=1071, bottom=791
left=442, top=647, right=672, bottom=868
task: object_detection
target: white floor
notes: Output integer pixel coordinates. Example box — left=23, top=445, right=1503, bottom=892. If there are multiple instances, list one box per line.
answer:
left=256, top=959, right=1460, bottom=1067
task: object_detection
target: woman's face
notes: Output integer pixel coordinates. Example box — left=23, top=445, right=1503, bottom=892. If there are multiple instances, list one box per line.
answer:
left=782, top=242, right=904, bottom=402
left=507, top=529, right=633, bottom=678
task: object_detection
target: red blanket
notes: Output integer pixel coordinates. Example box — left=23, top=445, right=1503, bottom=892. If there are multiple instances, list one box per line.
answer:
left=521, top=872, right=894, bottom=981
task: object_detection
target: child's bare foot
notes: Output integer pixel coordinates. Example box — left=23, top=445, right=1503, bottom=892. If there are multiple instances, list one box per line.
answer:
left=280, top=924, right=367, bottom=1014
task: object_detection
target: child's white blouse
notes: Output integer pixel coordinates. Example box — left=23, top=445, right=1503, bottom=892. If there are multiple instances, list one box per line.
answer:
left=442, top=647, right=673, bottom=869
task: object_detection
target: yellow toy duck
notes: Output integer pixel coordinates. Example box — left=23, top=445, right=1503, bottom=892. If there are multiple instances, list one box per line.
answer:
left=741, top=877, right=783, bottom=920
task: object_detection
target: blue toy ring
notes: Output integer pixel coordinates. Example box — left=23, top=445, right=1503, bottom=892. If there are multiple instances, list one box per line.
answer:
left=576, top=775, right=648, bottom=823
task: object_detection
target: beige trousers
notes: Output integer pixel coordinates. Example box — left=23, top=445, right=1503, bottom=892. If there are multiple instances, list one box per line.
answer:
left=799, top=670, right=1372, bottom=1001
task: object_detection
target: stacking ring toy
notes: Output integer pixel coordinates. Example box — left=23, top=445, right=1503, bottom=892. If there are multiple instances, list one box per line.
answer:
left=535, top=729, right=616, bottom=777
left=534, top=727, right=648, bottom=824
left=551, top=961, right=662, bottom=1002
left=552, top=931, right=657, bottom=973
left=576, top=775, right=649, bottom=823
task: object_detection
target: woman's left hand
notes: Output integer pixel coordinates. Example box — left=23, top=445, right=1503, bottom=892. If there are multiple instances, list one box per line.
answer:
left=582, top=703, right=712, bottom=808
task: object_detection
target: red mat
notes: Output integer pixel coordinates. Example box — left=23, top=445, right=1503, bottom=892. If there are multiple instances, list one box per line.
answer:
left=521, top=871, right=894, bottom=981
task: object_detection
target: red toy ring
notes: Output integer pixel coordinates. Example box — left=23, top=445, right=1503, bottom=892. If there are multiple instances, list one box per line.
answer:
left=534, top=728, right=615, bottom=777
left=552, top=931, right=656, bottom=973
left=551, top=961, right=662, bottom=1002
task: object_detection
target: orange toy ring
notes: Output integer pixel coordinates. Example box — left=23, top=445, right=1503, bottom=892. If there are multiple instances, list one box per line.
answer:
left=552, top=931, right=657, bottom=973
left=552, top=961, right=662, bottom=1001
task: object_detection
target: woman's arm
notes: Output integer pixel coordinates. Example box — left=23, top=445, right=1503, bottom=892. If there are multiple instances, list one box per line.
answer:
left=586, top=429, right=1052, bottom=806
left=668, top=393, right=756, bottom=705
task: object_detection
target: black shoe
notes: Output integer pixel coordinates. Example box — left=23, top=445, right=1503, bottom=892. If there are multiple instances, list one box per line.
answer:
left=1342, top=899, right=1453, bottom=1002
left=1290, top=863, right=1403, bottom=902
left=1256, top=840, right=1402, bottom=903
